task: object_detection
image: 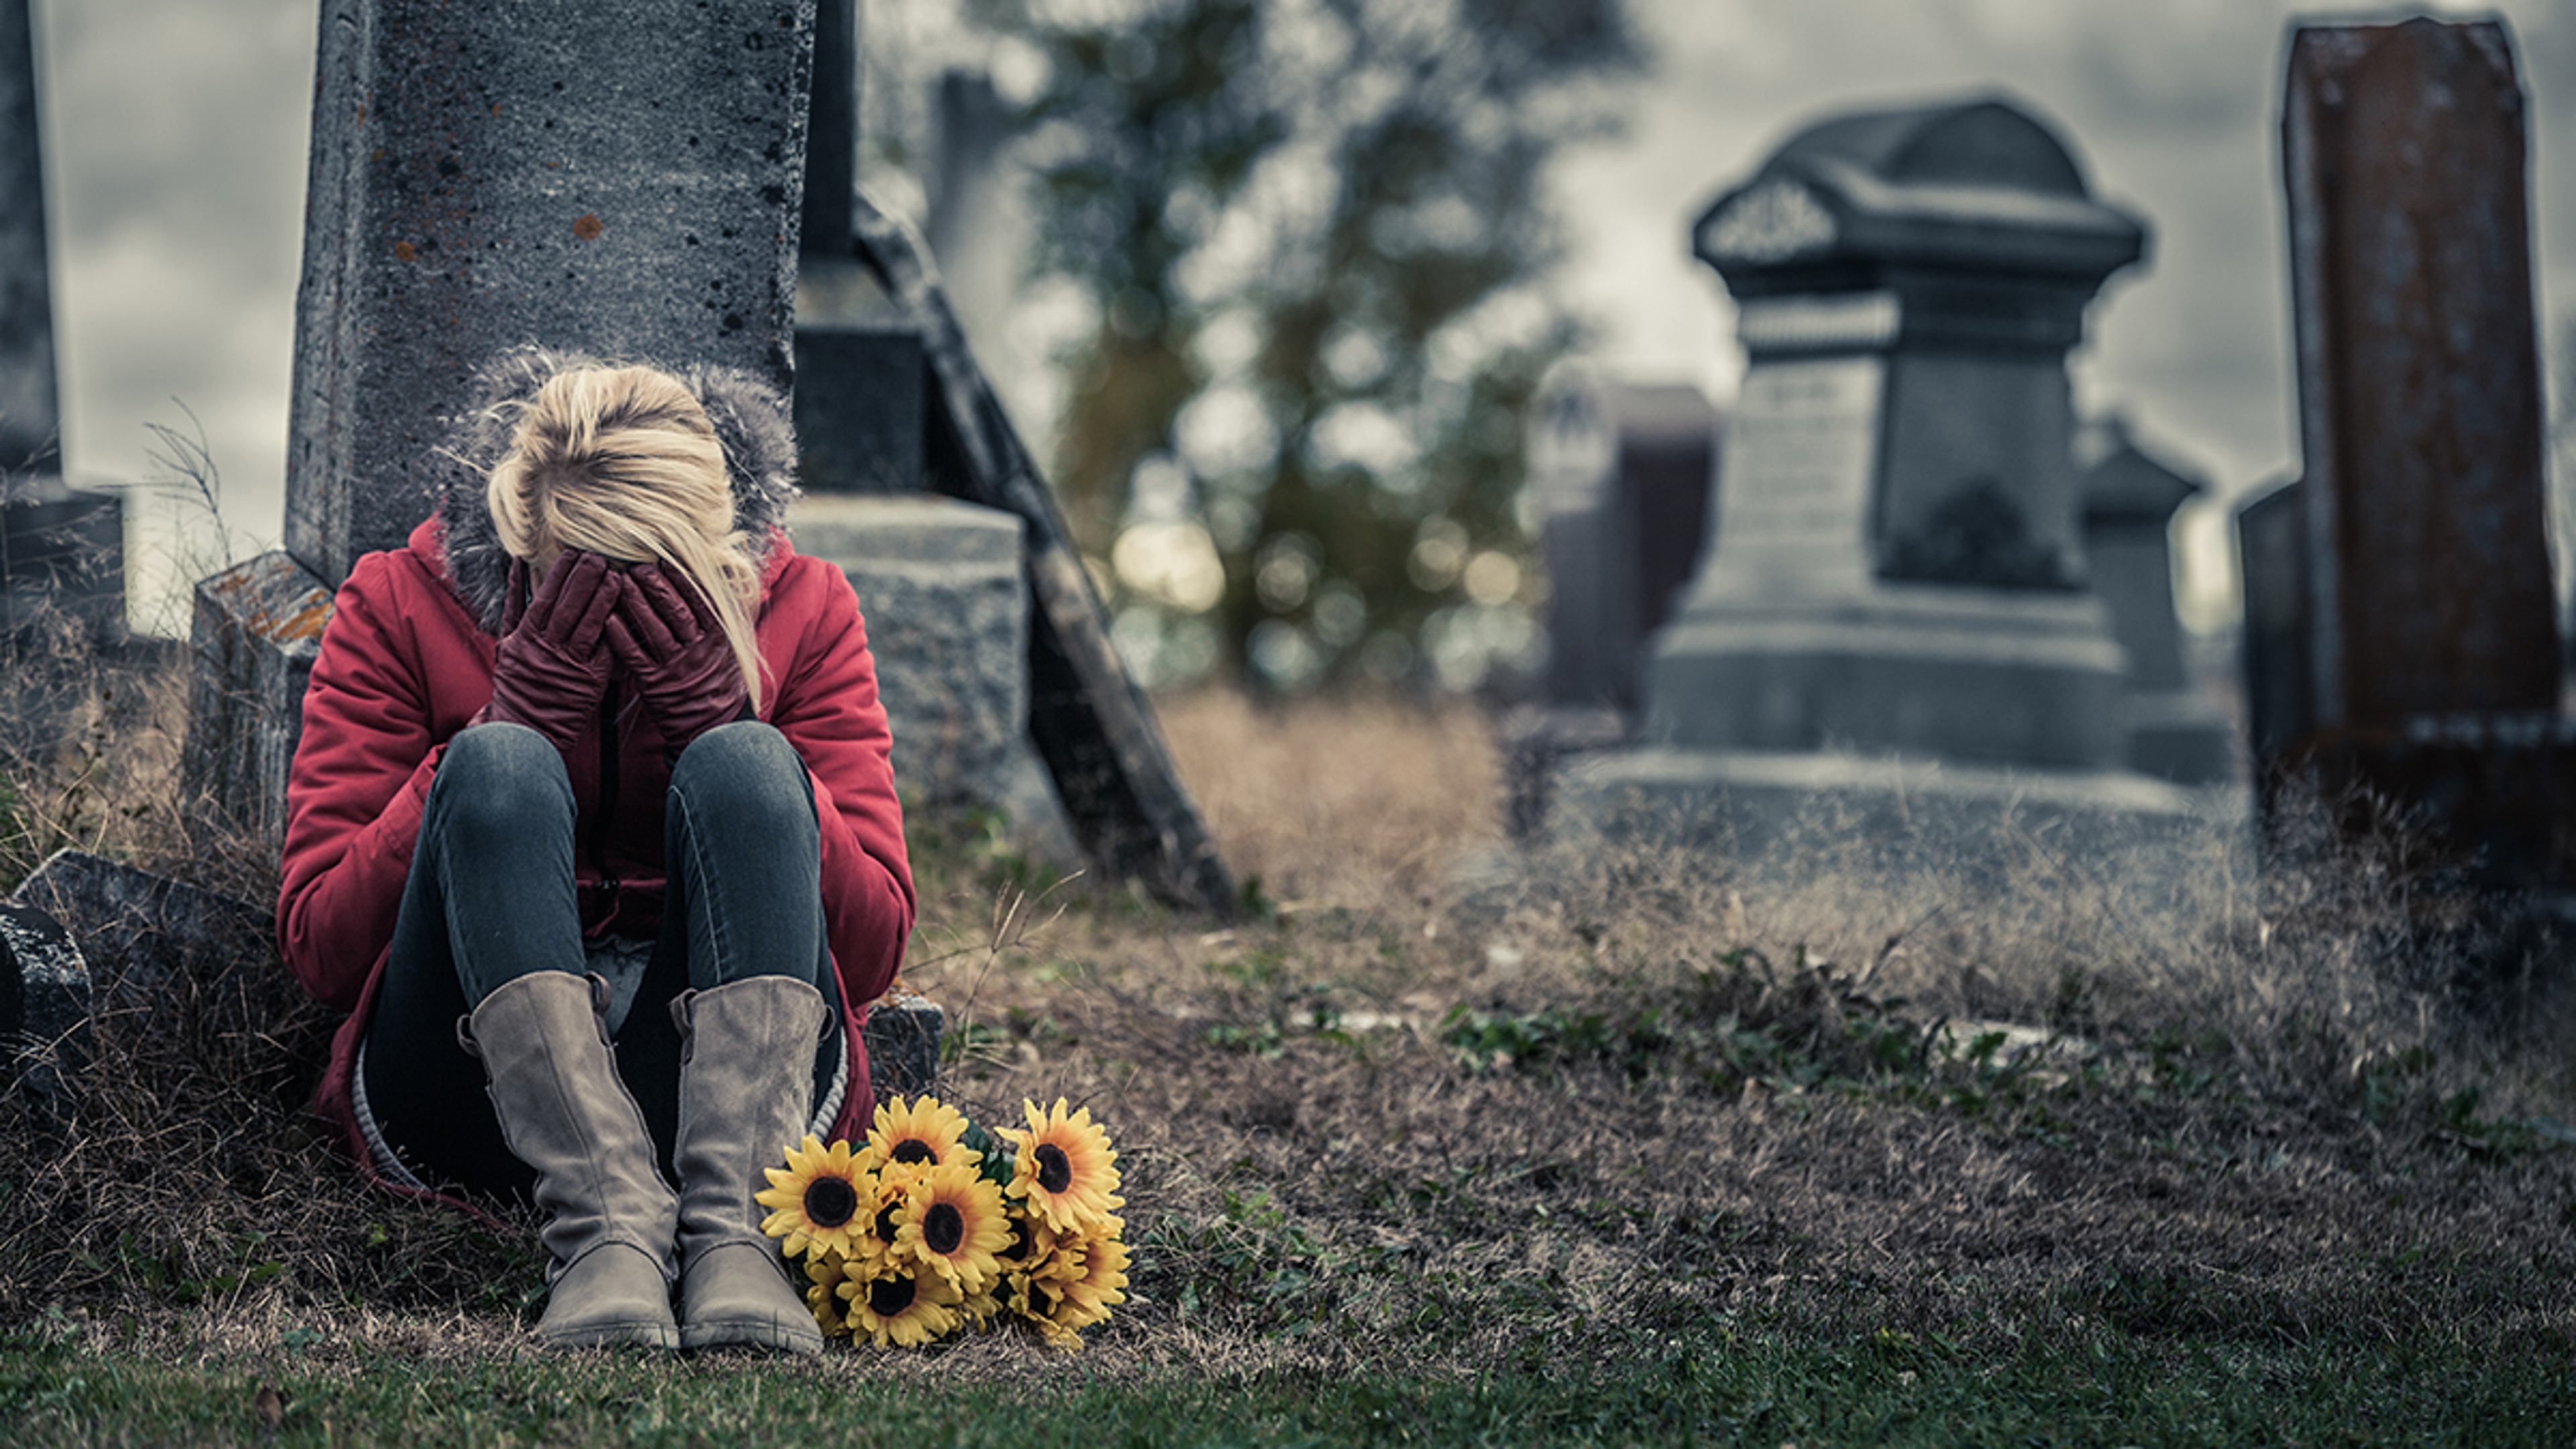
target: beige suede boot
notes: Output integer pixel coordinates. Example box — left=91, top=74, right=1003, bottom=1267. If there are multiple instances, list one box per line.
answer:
left=669, top=975, right=828, bottom=1355
left=464, top=971, right=680, bottom=1350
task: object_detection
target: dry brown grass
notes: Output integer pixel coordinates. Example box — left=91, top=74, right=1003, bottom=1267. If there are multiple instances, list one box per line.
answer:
left=1, top=675, right=2573, bottom=1377
left=904, top=688, right=2576, bottom=1371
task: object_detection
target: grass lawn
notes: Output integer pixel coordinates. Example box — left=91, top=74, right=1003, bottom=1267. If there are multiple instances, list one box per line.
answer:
left=2, top=686, right=2573, bottom=1444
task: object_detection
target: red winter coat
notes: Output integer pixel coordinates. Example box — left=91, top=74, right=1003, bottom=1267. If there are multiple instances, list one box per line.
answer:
left=278, top=511, right=916, bottom=1192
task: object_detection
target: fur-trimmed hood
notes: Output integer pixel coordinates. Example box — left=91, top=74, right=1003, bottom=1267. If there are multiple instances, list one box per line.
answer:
left=429, top=346, right=803, bottom=632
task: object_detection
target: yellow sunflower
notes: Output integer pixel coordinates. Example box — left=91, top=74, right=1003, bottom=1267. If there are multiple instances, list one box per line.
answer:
left=756, top=1134, right=871, bottom=1260
left=868, top=1094, right=982, bottom=1172
left=804, top=1250, right=858, bottom=1339
left=1002, top=1214, right=1088, bottom=1332
left=845, top=1161, right=924, bottom=1272
left=1005, top=1270, right=1089, bottom=1349
left=892, top=1161, right=1012, bottom=1293
left=839, top=1262, right=966, bottom=1348
left=1051, top=1214, right=1130, bottom=1330
left=957, top=1281, right=1005, bottom=1333
left=1001, top=1098, right=1123, bottom=1232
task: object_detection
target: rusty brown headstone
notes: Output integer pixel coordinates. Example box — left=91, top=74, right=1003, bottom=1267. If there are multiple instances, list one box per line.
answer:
left=2271, top=17, right=2573, bottom=898
left=2284, top=17, right=2558, bottom=733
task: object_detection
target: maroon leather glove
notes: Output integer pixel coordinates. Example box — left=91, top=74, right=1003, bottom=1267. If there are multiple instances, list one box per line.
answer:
left=605, top=561, right=753, bottom=760
left=486, top=549, right=622, bottom=754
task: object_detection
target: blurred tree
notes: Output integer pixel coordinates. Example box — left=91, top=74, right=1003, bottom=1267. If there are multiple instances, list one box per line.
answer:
left=971, top=0, right=1642, bottom=693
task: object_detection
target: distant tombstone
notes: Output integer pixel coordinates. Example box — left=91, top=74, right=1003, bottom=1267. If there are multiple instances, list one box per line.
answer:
left=188, top=0, right=821, bottom=842
left=2076, top=416, right=2235, bottom=784
left=1504, top=370, right=1717, bottom=836
left=1527, top=368, right=1719, bottom=712
left=1644, top=97, right=2141, bottom=769
left=2269, top=17, right=2571, bottom=893
left=0, top=0, right=120, bottom=653
left=2235, top=477, right=2311, bottom=787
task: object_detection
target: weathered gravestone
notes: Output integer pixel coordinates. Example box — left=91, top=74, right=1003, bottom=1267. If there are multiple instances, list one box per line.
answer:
left=0, top=895, right=85, bottom=1117
left=1505, top=368, right=1718, bottom=835
left=0, top=0, right=121, bottom=654
left=793, top=0, right=927, bottom=498
left=788, top=491, right=1072, bottom=857
left=2253, top=17, right=2574, bottom=898
left=0, top=849, right=282, bottom=1120
left=187, top=0, right=822, bottom=845
left=1528, top=369, right=1720, bottom=713
left=1561, top=96, right=2221, bottom=856
left=2076, top=416, right=2235, bottom=785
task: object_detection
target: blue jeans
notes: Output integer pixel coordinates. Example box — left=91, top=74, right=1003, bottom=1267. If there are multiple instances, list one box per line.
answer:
left=359, top=720, right=839, bottom=1197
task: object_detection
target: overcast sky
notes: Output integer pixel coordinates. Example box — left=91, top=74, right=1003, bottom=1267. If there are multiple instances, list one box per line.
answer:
left=28, top=0, right=2576, bottom=630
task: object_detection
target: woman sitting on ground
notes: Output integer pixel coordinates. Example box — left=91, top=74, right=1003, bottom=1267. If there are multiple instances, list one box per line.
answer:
left=277, top=350, right=914, bottom=1355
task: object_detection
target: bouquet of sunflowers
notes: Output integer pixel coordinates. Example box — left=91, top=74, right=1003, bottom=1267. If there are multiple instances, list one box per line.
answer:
left=758, top=1094, right=1128, bottom=1348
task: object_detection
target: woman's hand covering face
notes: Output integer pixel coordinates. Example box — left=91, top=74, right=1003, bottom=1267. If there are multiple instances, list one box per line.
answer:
left=605, top=561, right=753, bottom=758
left=484, top=549, right=622, bottom=752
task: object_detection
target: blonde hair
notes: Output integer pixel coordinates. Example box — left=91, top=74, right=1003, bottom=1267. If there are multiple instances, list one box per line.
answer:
left=486, top=364, right=765, bottom=709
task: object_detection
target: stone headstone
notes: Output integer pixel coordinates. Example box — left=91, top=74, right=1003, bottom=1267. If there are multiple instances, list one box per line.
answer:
left=1527, top=368, right=1719, bottom=711
left=2284, top=18, right=2559, bottom=735
left=0, top=0, right=121, bottom=654
left=1645, top=97, right=2139, bottom=769
left=790, top=492, right=1073, bottom=859
left=14, top=848, right=275, bottom=1006
left=0, top=896, right=84, bottom=1115
left=0, top=0, right=54, bottom=476
left=1507, top=370, right=1715, bottom=836
left=189, top=0, right=822, bottom=841
left=861, top=991, right=943, bottom=1103
left=1561, top=95, right=2224, bottom=857
left=796, top=315, right=926, bottom=494
left=2077, top=416, right=2235, bottom=784
left=184, top=552, right=333, bottom=844
left=2267, top=17, right=2571, bottom=896
left=794, top=0, right=928, bottom=498
left=2235, top=476, right=2311, bottom=784
left=286, top=0, right=816, bottom=583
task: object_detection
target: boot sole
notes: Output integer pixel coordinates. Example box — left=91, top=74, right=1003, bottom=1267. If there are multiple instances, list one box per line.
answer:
left=535, top=1320, right=682, bottom=1351
left=681, top=1319, right=824, bottom=1356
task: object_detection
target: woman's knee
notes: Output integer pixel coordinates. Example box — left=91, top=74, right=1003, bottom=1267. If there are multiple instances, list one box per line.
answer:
left=669, top=722, right=816, bottom=840
left=431, top=722, right=574, bottom=843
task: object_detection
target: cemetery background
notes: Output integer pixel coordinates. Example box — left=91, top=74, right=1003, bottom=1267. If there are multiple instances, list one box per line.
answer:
left=0, top=1, right=2571, bottom=1442
left=25, top=0, right=2576, bottom=661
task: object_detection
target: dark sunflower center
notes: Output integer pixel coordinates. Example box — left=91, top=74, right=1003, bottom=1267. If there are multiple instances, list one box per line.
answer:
left=802, top=1177, right=858, bottom=1228
left=924, top=1202, right=965, bottom=1255
left=1036, top=1143, right=1073, bottom=1193
left=1028, top=1284, right=1058, bottom=1318
left=868, top=1274, right=918, bottom=1318
left=1004, top=1217, right=1032, bottom=1263
left=890, top=1140, right=936, bottom=1165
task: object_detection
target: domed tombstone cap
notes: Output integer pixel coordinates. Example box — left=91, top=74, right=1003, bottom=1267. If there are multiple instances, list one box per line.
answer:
left=1692, top=95, right=2147, bottom=299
